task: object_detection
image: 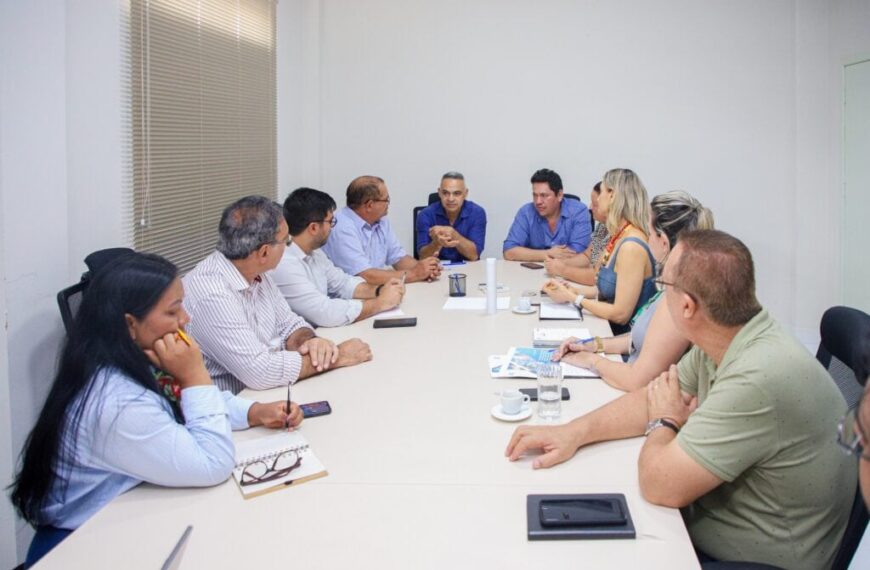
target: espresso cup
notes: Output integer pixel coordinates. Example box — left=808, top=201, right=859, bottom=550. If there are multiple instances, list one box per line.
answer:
left=501, top=389, right=531, bottom=415
left=517, top=296, right=532, bottom=311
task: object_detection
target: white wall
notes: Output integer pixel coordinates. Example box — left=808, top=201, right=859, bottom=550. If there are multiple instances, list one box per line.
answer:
left=300, top=0, right=803, bottom=328
left=1, top=0, right=869, bottom=566
left=0, top=0, right=124, bottom=561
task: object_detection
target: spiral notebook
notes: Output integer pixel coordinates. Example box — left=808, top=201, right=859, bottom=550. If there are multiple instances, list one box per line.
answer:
left=232, top=431, right=328, bottom=499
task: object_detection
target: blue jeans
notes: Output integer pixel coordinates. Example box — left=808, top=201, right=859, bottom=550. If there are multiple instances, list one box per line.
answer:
left=25, top=526, right=72, bottom=568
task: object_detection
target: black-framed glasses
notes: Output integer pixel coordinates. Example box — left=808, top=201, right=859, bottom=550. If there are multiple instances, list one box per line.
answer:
left=317, top=217, right=338, bottom=228
left=837, top=406, right=870, bottom=461
left=370, top=196, right=391, bottom=204
left=239, top=449, right=303, bottom=486
left=654, top=278, right=697, bottom=302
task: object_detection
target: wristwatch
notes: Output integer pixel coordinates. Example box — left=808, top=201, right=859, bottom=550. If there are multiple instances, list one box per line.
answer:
left=573, top=294, right=585, bottom=308
left=644, top=418, right=680, bottom=436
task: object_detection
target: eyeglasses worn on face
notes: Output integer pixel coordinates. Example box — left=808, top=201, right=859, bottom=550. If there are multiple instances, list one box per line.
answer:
left=317, top=218, right=338, bottom=228
left=837, top=407, right=870, bottom=461
left=370, top=197, right=391, bottom=204
left=654, top=278, right=697, bottom=302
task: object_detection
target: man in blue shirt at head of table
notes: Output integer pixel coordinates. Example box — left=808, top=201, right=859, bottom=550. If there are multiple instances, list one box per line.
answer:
left=503, top=168, right=592, bottom=262
left=415, top=171, right=487, bottom=262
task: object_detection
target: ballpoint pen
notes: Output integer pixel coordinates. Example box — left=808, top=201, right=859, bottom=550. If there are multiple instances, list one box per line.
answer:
left=285, top=382, right=292, bottom=429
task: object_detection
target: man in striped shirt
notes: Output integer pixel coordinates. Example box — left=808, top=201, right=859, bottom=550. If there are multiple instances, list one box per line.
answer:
left=183, top=195, right=372, bottom=394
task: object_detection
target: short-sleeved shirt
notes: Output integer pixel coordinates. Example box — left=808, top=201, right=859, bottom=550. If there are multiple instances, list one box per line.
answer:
left=502, top=198, right=591, bottom=253
left=272, top=242, right=365, bottom=328
left=676, top=309, right=855, bottom=569
left=415, top=200, right=487, bottom=261
left=321, top=206, right=407, bottom=275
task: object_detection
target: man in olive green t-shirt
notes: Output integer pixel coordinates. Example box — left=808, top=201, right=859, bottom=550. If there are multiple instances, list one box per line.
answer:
left=506, top=230, right=856, bottom=569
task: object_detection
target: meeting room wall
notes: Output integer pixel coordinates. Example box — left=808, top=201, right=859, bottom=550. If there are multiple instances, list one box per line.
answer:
left=276, top=0, right=870, bottom=346
left=1, top=0, right=869, bottom=565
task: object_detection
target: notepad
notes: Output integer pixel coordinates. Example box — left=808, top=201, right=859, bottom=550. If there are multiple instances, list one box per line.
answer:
left=443, top=297, right=510, bottom=310
left=533, top=328, right=591, bottom=348
left=539, top=299, right=583, bottom=320
left=232, top=431, right=327, bottom=499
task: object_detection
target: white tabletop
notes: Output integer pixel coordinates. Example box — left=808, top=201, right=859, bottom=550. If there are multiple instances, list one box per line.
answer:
left=36, top=260, right=699, bottom=569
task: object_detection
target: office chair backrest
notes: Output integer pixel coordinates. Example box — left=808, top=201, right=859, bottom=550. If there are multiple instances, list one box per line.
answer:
left=412, top=205, right=427, bottom=260
left=816, top=306, right=870, bottom=409
left=57, top=247, right=137, bottom=337
left=428, top=192, right=439, bottom=205
left=814, top=306, right=870, bottom=570
left=57, top=281, right=87, bottom=336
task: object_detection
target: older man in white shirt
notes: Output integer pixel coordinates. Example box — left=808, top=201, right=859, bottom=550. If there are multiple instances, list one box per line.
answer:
left=183, top=195, right=372, bottom=394
left=273, top=188, right=405, bottom=327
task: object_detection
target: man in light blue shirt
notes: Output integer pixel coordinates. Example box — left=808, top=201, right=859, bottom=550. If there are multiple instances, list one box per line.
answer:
left=322, top=175, right=442, bottom=285
left=503, top=168, right=592, bottom=262
left=274, top=187, right=405, bottom=327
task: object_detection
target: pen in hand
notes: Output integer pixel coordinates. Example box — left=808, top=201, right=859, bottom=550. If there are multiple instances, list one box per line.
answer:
left=285, top=383, right=292, bottom=429
left=176, top=329, right=192, bottom=346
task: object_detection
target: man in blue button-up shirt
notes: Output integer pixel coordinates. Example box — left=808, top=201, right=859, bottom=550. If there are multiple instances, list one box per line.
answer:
left=503, top=169, right=592, bottom=262
left=322, top=175, right=442, bottom=285
left=416, top=171, right=487, bottom=262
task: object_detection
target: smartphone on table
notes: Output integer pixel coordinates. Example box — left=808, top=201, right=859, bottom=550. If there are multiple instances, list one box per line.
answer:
left=519, top=387, right=570, bottom=401
left=300, top=401, right=332, bottom=418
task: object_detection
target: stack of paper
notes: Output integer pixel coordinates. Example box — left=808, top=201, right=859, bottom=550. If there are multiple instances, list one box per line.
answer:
left=533, top=328, right=591, bottom=348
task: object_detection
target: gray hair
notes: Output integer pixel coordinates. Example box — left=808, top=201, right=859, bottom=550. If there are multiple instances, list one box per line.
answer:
left=441, top=171, right=465, bottom=181
left=216, top=195, right=283, bottom=260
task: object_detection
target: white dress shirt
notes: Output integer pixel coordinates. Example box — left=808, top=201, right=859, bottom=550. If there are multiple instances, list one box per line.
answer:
left=183, top=251, right=312, bottom=393
left=40, top=367, right=251, bottom=529
left=272, top=242, right=365, bottom=328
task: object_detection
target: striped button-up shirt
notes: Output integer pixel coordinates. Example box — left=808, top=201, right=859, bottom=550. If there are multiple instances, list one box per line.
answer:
left=183, top=251, right=311, bottom=394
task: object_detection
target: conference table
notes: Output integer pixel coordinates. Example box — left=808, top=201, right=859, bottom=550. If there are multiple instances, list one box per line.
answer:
left=36, top=260, right=699, bottom=569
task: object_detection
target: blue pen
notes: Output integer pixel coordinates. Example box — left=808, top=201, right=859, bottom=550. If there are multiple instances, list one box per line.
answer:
left=574, top=338, right=595, bottom=345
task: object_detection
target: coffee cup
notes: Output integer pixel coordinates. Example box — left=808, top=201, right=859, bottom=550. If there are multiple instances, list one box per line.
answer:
left=517, top=296, right=532, bottom=312
left=501, top=389, right=531, bottom=415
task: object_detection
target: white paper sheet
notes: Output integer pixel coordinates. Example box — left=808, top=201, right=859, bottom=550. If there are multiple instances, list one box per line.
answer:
left=443, top=296, right=510, bottom=310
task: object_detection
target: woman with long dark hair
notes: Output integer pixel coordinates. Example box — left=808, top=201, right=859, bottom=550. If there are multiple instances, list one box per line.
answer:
left=10, top=252, right=302, bottom=566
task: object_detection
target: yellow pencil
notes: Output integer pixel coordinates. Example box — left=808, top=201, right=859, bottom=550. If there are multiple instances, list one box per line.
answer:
left=176, top=329, right=192, bottom=346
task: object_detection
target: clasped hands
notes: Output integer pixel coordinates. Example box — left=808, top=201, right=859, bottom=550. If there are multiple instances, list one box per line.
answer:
left=428, top=225, right=460, bottom=248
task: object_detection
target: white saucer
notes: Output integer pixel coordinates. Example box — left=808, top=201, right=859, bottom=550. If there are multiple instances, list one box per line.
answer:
left=491, top=404, right=533, bottom=422
left=512, top=306, right=536, bottom=315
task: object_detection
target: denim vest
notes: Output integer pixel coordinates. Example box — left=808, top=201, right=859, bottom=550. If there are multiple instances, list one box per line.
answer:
left=596, top=236, right=657, bottom=335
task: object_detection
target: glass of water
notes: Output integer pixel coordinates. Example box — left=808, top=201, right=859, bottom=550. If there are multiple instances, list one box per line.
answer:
left=537, top=362, right=563, bottom=421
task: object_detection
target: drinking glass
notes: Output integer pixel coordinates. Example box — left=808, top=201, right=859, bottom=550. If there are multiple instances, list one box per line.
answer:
left=537, top=362, right=563, bottom=421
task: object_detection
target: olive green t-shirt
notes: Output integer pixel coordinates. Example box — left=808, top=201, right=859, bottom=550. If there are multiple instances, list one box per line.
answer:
left=677, top=310, right=856, bottom=570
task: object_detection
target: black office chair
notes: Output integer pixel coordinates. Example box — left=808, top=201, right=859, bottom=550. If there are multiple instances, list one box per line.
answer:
left=57, top=247, right=136, bottom=336
left=817, top=306, right=870, bottom=410
left=562, top=193, right=596, bottom=232
left=412, top=193, right=443, bottom=259
left=815, top=306, right=870, bottom=570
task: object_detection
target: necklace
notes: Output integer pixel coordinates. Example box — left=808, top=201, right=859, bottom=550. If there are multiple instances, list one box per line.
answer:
left=599, top=222, right=632, bottom=269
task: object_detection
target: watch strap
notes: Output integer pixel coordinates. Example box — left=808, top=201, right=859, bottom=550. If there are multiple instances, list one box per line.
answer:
left=644, top=418, right=680, bottom=436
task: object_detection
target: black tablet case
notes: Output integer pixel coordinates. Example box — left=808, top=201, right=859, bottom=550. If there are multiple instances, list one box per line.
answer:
left=527, top=493, right=636, bottom=540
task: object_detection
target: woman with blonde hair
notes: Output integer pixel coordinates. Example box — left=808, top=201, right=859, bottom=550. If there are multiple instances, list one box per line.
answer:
left=544, top=168, right=655, bottom=334
left=553, top=190, right=714, bottom=391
